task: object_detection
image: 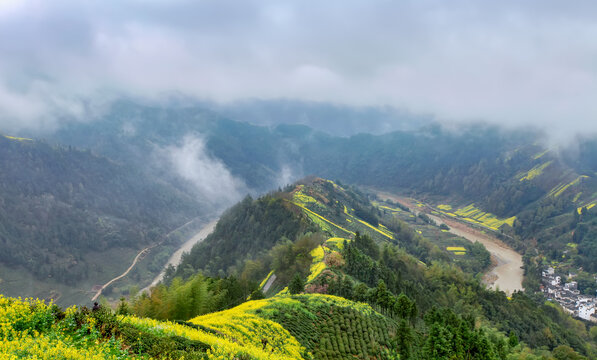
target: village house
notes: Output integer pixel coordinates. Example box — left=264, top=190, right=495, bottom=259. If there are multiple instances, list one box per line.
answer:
left=542, top=266, right=597, bottom=323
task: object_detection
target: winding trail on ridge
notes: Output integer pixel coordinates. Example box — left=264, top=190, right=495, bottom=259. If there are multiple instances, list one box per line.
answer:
left=376, top=191, right=524, bottom=295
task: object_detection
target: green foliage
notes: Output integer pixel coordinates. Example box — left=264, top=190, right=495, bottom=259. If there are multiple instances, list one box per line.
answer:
left=289, top=273, right=305, bottom=295
left=353, top=204, right=380, bottom=227
left=116, top=297, right=130, bottom=316
left=9, top=100, right=597, bottom=359
left=394, top=319, right=414, bottom=359
left=457, top=241, right=492, bottom=274
left=43, top=173, right=588, bottom=359
left=353, top=232, right=380, bottom=260
left=0, top=137, right=202, bottom=285
left=174, top=194, right=317, bottom=280
left=336, top=224, right=594, bottom=357
left=0, top=294, right=212, bottom=359
left=132, top=273, right=256, bottom=321
left=478, top=291, right=589, bottom=354
left=509, top=331, right=519, bottom=347
left=249, top=289, right=265, bottom=300
left=423, top=307, right=499, bottom=360
left=258, top=294, right=398, bottom=359
left=552, top=345, right=587, bottom=360
left=271, top=233, right=322, bottom=284
left=45, top=102, right=597, bottom=305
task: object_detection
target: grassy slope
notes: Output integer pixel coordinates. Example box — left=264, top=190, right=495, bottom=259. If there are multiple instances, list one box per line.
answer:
left=0, top=293, right=396, bottom=360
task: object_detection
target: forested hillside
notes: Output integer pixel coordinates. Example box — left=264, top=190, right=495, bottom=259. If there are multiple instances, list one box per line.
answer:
left=44, top=102, right=597, bottom=302
left=48, top=102, right=597, bottom=223
left=174, top=193, right=317, bottom=279
left=51, top=100, right=288, bottom=192
left=0, top=135, right=203, bottom=299
left=11, top=101, right=597, bottom=309
left=150, top=177, right=594, bottom=359
left=49, top=101, right=597, bottom=221
left=2, top=174, right=595, bottom=358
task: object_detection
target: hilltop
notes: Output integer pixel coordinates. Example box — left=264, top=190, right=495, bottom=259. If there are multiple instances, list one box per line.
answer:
left=154, top=177, right=593, bottom=358
left=3, top=100, right=597, bottom=312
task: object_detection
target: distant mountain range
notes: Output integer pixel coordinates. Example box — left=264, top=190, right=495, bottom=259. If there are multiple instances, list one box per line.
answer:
left=3, top=99, right=597, bottom=306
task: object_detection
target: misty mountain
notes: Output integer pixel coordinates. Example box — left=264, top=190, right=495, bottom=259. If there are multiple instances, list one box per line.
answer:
left=15, top=99, right=597, bottom=300
left=47, top=101, right=597, bottom=275
left=0, top=135, right=204, bottom=288
left=44, top=100, right=596, bottom=219
left=198, top=99, right=432, bottom=137
left=51, top=100, right=293, bottom=194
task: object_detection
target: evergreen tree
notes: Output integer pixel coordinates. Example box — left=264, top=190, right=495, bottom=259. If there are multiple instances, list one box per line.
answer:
left=250, top=289, right=265, bottom=300
left=289, top=273, right=305, bottom=294
left=394, top=319, right=413, bottom=359
left=116, top=297, right=130, bottom=315
left=508, top=331, right=519, bottom=348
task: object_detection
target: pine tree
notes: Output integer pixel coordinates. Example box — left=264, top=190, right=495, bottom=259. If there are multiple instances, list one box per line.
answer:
left=289, top=273, right=305, bottom=294
left=394, top=319, right=413, bottom=359
left=508, top=331, right=519, bottom=348
left=116, top=297, right=130, bottom=315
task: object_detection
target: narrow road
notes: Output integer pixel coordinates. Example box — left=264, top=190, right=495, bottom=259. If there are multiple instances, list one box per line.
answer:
left=90, top=216, right=212, bottom=301
left=141, top=219, right=218, bottom=294
left=91, top=246, right=153, bottom=301
left=376, top=191, right=524, bottom=295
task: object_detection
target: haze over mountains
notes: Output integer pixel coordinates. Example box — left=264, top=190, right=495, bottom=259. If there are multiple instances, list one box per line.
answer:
left=2, top=99, right=597, bottom=303
left=1, top=1, right=596, bottom=141
left=3, top=1, right=597, bottom=359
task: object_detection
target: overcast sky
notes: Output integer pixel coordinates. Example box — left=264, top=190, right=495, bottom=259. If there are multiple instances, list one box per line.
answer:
left=1, top=0, right=596, bottom=138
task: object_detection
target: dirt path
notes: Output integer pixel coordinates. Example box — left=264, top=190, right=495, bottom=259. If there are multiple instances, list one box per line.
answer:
left=91, top=246, right=153, bottom=302
left=141, top=219, right=218, bottom=294
left=376, top=191, right=524, bottom=295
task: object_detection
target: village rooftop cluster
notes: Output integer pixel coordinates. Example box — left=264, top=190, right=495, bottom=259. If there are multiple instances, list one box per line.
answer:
left=542, top=266, right=597, bottom=322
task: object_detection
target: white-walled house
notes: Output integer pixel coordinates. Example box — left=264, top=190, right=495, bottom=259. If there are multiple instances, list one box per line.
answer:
left=578, top=304, right=596, bottom=321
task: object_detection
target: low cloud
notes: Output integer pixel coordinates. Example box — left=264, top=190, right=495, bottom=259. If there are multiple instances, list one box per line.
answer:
left=158, top=135, right=247, bottom=208
left=1, top=0, right=597, bottom=141
left=276, top=164, right=302, bottom=189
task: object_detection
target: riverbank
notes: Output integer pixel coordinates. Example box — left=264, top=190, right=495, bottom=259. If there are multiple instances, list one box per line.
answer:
left=141, top=219, right=218, bottom=293
left=376, top=191, right=524, bottom=295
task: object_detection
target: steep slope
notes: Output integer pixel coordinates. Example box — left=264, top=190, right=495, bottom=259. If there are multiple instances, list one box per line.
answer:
left=0, top=135, right=204, bottom=304
left=28, top=100, right=597, bottom=310
left=47, top=102, right=597, bottom=238
left=175, top=193, right=317, bottom=278
left=167, top=177, right=595, bottom=358
left=51, top=100, right=289, bottom=192
left=2, top=176, right=594, bottom=359
left=188, top=294, right=397, bottom=359
left=0, top=293, right=398, bottom=360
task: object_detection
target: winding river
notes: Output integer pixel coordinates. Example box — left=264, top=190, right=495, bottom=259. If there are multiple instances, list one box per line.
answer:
left=141, top=219, right=218, bottom=293
left=376, top=191, right=524, bottom=295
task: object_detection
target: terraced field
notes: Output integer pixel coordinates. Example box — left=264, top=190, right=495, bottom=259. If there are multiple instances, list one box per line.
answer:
left=375, top=191, right=524, bottom=295
left=437, top=203, right=516, bottom=230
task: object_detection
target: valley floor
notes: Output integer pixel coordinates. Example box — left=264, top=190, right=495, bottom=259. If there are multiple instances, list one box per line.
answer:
left=141, top=219, right=219, bottom=293
left=376, top=191, right=524, bottom=294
